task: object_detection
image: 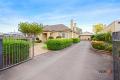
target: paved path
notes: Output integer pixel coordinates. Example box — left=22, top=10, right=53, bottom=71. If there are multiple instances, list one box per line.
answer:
left=34, top=43, right=49, bottom=56
left=0, top=41, right=113, bottom=80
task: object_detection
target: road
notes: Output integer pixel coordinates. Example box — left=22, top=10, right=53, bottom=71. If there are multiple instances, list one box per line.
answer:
left=0, top=41, right=113, bottom=80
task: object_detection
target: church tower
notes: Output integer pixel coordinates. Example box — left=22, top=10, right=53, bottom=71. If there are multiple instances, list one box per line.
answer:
left=70, top=19, right=74, bottom=30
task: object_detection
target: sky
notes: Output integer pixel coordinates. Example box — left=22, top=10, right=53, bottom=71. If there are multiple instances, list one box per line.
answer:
left=0, top=0, right=120, bottom=33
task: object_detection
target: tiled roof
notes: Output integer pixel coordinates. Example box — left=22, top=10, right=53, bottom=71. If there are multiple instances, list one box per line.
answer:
left=80, top=32, right=93, bottom=36
left=43, top=24, right=72, bottom=32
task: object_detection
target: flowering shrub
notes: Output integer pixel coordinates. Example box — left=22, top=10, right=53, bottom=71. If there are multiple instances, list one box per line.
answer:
left=91, top=41, right=112, bottom=52
left=92, top=41, right=105, bottom=50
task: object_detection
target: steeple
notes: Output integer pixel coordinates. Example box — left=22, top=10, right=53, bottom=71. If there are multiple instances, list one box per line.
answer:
left=70, top=19, right=74, bottom=30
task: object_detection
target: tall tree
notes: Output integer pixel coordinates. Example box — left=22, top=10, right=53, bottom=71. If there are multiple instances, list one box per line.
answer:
left=93, top=24, right=105, bottom=34
left=18, top=22, right=43, bottom=37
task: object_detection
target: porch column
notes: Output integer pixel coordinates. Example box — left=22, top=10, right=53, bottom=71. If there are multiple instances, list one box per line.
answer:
left=47, top=32, right=51, bottom=39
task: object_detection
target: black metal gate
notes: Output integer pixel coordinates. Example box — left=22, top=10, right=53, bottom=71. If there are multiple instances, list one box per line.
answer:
left=0, top=35, right=34, bottom=70
left=112, top=32, right=120, bottom=80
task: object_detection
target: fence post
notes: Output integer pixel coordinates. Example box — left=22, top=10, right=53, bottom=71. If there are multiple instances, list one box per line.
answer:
left=112, top=32, right=120, bottom=80
left=0, top=35, right=3, bottom=69
left=32, top=36, right=35, bottom=58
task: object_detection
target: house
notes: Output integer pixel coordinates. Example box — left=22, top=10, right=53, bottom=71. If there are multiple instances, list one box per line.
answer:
left=103, top=20, right=120, bottom=32
left=80, top=32, right=93, bottom=40
left=38, top=20, right=82, bottom=42
left=98, top=20, right=120, bottom=33
left=0, top=33, right=3, bottom=35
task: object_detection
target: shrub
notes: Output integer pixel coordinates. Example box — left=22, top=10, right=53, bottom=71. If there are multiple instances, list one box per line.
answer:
left=92, top=41, right=112, bottom=52
left=56, top=36, right=62, bottom=39
left=46, top=39, right=73, bottom=50
left=72, top=38, right=80, bottom=43
left=104, top=32, right=112, bottom=42
left=3, top=38, right=30, bottom=64
left=35, top=40, right=42, bottom=43
left=105, top=43, right=112, bottom=52
left=95, top=33, right=106, bottom=41
left=48, top=36, right=54, bottom=39
left=92, top=32, right=112, bottom=42
left=91, top=35, right=95, bottom=40
left=36, top=37, right=39, bottom=40
left=35, top=37, right=42, bottom=43
left=92, top=41, right=105, bottom=50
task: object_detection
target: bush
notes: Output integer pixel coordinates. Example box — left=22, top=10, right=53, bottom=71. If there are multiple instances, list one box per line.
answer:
left=56, top=36, right=62, bottom=39
left=35, top=40, right=42, bottom=43
left=72, top=38, right=80, bottom=43
left=94, top=33, right=106, bottom=41
left=92, top=32, right=112, bottom=42
left=36, top=37, right=39, bottom=40
left=105, top=43, right=112, bottom=52
left=92, top=41, right=112, bottom=52
left=91, top=35, right=95, bottom=40
left=46, top=39, right=73, bottom=50
left=92, top=41, right=105, bottom=50
left=48, top=36, right=54, bottom=39
left=3, top=38, right=30, bottom=64
left=104, top=32, right=112, bottom=42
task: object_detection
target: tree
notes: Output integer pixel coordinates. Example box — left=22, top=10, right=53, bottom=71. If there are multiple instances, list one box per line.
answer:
left=93, top=24, right=105, bottom=34
left=18, top=22, right=43, bottom=37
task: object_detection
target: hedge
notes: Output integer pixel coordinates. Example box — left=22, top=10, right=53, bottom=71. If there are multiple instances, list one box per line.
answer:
left=3, top=38, right=30, bottom=65
left=46, top=38, right=73, bottom=50
left=72, top=38, right=80, bottom=43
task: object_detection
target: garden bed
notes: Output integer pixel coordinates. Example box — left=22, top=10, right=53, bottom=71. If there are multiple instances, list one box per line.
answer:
left=91, top=41, right=112, bottom=55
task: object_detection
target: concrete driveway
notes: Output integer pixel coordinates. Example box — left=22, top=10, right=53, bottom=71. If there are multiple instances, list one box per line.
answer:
left=0, top=41, right=113, bottom=80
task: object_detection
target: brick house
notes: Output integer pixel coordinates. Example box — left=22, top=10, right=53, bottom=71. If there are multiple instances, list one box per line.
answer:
left=38, top=20, right=82, bottom=42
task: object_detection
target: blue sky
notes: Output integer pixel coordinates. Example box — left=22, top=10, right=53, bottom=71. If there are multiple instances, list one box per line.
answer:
left=0, top=0, right=120, bottom=33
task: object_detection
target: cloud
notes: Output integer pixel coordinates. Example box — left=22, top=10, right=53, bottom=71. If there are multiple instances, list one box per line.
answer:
left=0, top=0, right=120, bottom=33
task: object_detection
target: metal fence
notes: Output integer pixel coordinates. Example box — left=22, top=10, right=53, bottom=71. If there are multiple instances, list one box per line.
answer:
left=0, top=35, right=34, bottom=70
left=112, top=32, right=120, bottom=80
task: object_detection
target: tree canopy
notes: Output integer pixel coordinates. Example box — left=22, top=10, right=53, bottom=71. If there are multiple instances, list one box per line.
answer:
left=93, top=24, right=105, bottom=34
left=18, top=22, right=43, bottom=37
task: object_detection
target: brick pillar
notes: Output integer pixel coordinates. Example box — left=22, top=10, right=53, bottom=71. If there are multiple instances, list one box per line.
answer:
left=0, top=36, right=3, bottom=69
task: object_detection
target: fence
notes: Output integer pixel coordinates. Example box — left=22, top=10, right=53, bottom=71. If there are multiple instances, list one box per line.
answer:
left=0, top=35, right=34, bottom=70
left=112, top=32, right=120, bottom=80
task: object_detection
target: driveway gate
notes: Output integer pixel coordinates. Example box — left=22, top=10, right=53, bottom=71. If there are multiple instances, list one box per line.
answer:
left=0, top=35, right=34, bottom=70
left=112, top=32, right=120, bottom=80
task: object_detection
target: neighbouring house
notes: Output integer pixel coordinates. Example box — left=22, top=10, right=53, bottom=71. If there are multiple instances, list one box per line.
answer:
left=38, top=20, right=82, bottom=42
left=80, top=32, right=93, bottom=40
left=103, top=20, right=120, bottom=32
left=4, top=32, right=24, bottom=37
left=97, top=20, right=120, bottom=33
left=0, top=33, right=3, bottom=35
